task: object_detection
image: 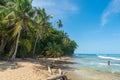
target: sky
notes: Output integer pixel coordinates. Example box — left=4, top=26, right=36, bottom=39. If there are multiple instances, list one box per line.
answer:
left=32, top=0, right=120, bottom=54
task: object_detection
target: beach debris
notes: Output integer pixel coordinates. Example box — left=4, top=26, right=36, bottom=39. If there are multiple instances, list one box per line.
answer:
left=47, top=65, right=68, bottom=80
left=47, top=74, right=68, bottom=80
left=48, top=66, right=53, bottom=75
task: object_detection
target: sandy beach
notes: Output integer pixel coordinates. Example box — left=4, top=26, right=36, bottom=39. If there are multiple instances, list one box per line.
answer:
left=74, top=68, right=120, bottom=80
left=0, top=57, right=120, bottom=80
left=0, top=57, right=79, bottom=80
left=0, top=59, right=48, bottom=80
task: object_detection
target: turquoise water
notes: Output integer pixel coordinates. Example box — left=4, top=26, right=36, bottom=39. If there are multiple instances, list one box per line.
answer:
left=72, top=54, right=120, bottom=73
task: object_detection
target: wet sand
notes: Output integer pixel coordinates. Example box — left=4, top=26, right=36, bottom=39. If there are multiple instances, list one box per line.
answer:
left=0, top=57, right=120, bottom=80
left=73, top=68, right=120, bottom=80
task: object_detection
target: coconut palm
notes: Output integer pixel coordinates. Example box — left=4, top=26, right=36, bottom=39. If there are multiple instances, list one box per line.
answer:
left=0, top=0, right=36, bottom=60
left=0, top=0, right=14, bottom=54
left=11, top=0, right=37, bottom=60
left=32, top=8, right=52, bottom=58
left=0, top=0, right=77, bottom=59
left=57, top=19, right=63, bottom=28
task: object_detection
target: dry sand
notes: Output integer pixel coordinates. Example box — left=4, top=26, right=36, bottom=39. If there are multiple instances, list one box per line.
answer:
left=0, top=59, right=49, bottom=80
left=0, top=58, right=78, bottom=80
left=1, top=57, right=120, bottom=80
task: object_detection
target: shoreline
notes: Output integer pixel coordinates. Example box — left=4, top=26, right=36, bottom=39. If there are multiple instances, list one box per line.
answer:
left=1, top=57, right=120, bottom=80
left=74, top=68, right=120, bottom=80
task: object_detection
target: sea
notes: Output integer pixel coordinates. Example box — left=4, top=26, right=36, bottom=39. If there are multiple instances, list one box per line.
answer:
left=72, top=54, right=120, bottom=73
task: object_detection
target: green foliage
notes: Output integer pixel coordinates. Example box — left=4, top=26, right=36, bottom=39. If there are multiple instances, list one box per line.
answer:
left=57, top=19, right=63, bottom=28
left=19, top=39, right=32, bottom=52
left=0, top=0, right=77, bottom=59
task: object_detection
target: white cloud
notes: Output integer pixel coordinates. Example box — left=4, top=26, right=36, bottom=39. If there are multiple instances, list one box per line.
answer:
left=32, top=0, right=79, bottom=19
left=101, top=0, right=120, bottom=26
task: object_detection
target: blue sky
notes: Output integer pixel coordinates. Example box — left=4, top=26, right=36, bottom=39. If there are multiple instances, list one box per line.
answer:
left=32, top=0, right=120, bottom=54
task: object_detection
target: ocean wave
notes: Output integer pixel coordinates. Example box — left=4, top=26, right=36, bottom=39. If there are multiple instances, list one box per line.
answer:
left=98, top=56, right=120, bottom=61
left=99, top=63, right=106, bottom=66
left=112, top=64, right=120, bottom=66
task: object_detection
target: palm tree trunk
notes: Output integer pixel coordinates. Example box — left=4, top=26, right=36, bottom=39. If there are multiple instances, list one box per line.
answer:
left=11, top=29, right=21, bottom=61
left=0, top=38, right=5, bottom=52
left=33, top=36, right=38, bottom=58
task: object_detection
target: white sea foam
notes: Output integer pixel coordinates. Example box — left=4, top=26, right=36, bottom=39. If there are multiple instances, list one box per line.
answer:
left=98, top=56, right=120, bottom=61
left=99, top=63, right=106, bottom=66
left=98, top=62, right=120, bottom=66
left=112, top=64, right=120, bottom=66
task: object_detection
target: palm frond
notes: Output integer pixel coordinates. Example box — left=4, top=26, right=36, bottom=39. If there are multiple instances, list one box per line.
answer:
left=12, top=20, right=22, bottom=38
left=19, top=39, right=32, bottom=52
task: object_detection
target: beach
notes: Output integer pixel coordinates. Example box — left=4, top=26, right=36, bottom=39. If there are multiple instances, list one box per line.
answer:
left=0, top=55, right=120, bottom=80
left=1, top=0, right=120, bottom=80
left=73, top=68, right=120, bottom=80
left=0, top=57, right=79, bottom=80
left=72, top=54, right=120, bottom=80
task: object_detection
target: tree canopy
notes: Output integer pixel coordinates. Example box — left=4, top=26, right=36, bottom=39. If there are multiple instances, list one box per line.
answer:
left=0, top=0, right=77, bottom=60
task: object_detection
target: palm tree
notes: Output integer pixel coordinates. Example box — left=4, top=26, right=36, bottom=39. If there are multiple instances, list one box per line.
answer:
left=0, top=0, right=53, bottom=59
left=57, top=19, right=63, bottom=28
left=0, top=0, right=77, bottom=59
left=0, top=0, right=35, bottom=60
left=32, top=8, right=52, bottom=58
left=0, top=0, right=14, bottom=54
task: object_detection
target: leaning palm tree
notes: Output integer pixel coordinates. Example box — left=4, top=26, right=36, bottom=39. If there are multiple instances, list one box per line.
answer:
left=0, top=0, right=35, bottom=60
left=11, top=0, right=36, bottom=60
left=0, top=0, right=53, bottom=60
left=0, top=0, right=15, bottom=54
left=32, top=8, right=52, bottom=58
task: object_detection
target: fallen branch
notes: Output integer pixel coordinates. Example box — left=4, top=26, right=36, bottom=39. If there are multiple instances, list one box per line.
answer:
left=47, top=74, right=68, bottom=80
left=47, top=65, right=68, bottom=80
left=48, top=66, right=53, bottom=74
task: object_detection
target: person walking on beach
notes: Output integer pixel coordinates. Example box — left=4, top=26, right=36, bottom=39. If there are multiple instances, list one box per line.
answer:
left=108, top=60, right=110, bottom=66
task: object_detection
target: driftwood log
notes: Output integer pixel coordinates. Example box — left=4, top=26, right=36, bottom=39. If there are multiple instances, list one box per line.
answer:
left=48, top=66, right=53, bottom=74
left=47, top=74, right=68, bottom=80
left=47, top=66, right=68, bottom=80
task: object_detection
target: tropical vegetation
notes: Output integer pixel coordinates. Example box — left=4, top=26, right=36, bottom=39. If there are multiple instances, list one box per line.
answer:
left=0, top=0, right=77, bottom=60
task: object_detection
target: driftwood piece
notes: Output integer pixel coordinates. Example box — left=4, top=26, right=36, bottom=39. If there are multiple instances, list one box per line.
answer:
left=47, top=66, right=68, bottom=80
left=47, top=74, right=68, bottom=80
left=48, top=66, right=53, bottom=74
left=48, top=66, right=62, bottom=75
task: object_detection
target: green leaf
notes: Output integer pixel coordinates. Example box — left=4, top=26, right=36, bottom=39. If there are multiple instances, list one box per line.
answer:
left=12, top=20, right=22, bottom=38
left=19, top=39, right=32, bottom=52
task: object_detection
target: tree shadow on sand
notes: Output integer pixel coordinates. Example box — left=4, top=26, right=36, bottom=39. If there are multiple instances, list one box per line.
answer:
left=37, top=58, right=78, bottom=70
left=0, top=58, right=78, bottom=72
left=0, top=61, right=23, bottom=71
